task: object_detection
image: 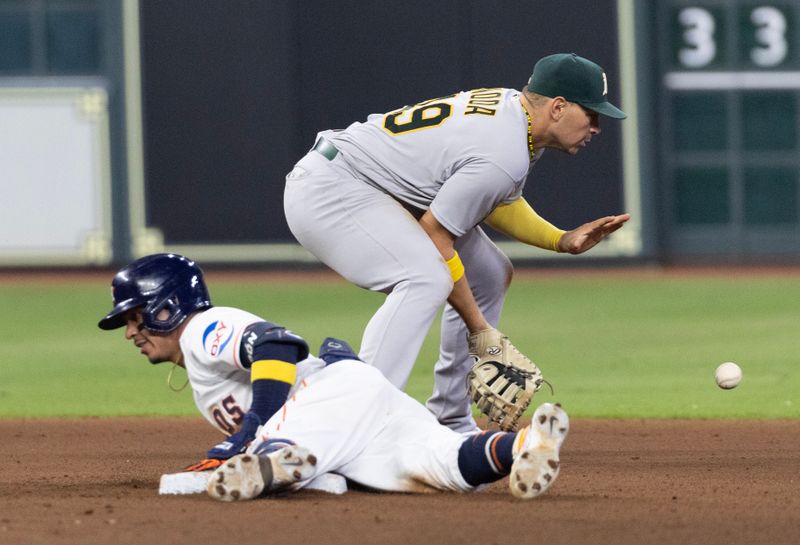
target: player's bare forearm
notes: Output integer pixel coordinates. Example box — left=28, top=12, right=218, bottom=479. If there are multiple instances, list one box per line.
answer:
left=448, top=276, right=491, bottom=334
left=419, top=211, right=491, bottom=333
left=418, top=210, right=456, bottom=254
left=557, top=213, right=630, bottom=254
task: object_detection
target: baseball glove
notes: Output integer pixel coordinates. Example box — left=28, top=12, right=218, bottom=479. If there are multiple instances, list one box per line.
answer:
left=466, top=328, right=545, bottom=431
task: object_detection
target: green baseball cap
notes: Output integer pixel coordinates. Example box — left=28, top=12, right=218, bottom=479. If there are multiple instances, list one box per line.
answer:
left=527, top=53, right=626, bottom=119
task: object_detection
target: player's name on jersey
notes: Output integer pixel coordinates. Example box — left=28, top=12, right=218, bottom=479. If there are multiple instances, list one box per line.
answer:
left=465, top=88, right=502, bottom=116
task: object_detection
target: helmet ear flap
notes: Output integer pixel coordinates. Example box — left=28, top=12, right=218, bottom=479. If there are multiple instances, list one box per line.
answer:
left=142, top=290, right=183, bottom=332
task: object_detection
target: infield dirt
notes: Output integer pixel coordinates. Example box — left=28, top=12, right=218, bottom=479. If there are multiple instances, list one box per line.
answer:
left=2, top=417, right=797, bottom=545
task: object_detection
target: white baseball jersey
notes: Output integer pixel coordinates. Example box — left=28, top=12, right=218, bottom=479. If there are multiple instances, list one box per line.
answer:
left=179, top=306, right=324, bottom=435
left=324, top=88, right=544, bottom=236
left=178, top=307, right=472, bottom=493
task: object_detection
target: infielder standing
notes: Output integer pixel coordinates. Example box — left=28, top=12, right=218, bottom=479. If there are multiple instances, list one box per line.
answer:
left=98, top=253, right=569, bottom=500
left=284, top=53, right=630, bottom=432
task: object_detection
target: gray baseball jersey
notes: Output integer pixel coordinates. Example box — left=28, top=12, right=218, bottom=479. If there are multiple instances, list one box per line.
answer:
left=284, top=89, right=543, bottom=432
left=323, top=88, right=544, bottom=236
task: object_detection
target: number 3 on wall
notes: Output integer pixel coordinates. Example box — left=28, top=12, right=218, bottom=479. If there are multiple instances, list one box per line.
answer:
left=750, top=6, right=787, bottom=67
left=678, top=7, right=716, bottom=68
left=677, top=5, right=788, bottom=68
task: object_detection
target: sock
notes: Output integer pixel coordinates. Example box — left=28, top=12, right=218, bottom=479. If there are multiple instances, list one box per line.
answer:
left=457, top=431, right=517, bottom=486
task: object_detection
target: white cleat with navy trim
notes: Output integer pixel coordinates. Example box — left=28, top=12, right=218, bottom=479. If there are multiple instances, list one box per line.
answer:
left=207, top=445, right=317, bottom=502
left=509, top=402, right=570, bottom=499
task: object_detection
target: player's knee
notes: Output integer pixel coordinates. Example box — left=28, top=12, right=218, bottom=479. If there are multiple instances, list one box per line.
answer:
left=380, top=268, right=449, bottom=316
left=397, top=258, right=451, bottom=296
left=498, top=254, right=514, bottom=288
left=468, top=251, right=514, bottom=291
left=489, top=248, right=513, bottom=281
left=417, top=263, right=454, bottom=301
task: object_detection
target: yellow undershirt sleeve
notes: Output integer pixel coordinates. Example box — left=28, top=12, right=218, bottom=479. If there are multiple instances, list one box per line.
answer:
left=250, top=359, right=297, bottom=385
left=484, top=197, right=565, bottom=252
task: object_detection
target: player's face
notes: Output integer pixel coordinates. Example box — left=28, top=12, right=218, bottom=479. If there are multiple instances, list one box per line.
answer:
left=554, top=103, right=600, bottom=155
left=122, top=308, right=181, bottom=364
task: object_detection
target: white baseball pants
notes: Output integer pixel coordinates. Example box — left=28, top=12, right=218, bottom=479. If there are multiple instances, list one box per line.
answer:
left=249, top=360, right=472, bottom=493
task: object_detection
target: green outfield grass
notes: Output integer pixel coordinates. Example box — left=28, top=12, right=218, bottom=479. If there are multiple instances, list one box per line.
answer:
left=1, top=271, right=797, bottom=419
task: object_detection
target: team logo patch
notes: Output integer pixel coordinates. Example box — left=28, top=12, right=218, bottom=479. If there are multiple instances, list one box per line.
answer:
left=202, top=320, right=234, bottom=356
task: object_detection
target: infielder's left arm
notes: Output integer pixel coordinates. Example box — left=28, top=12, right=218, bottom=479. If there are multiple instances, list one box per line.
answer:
left=485, top=197, right=630, bottom=254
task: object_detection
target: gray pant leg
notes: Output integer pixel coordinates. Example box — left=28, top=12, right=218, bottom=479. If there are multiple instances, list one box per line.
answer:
left=285, top=160, right=452, bottom=389
left=425, top=227, right=513, bottom=432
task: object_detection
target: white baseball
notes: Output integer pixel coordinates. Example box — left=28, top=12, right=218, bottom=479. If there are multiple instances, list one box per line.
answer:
left=715, top=362, right=742, bottom=389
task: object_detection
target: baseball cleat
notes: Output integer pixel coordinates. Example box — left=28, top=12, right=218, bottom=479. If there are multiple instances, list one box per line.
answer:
left=207, top=445, right=318, bottom=502
left=509, top=402, right=569, bottom=499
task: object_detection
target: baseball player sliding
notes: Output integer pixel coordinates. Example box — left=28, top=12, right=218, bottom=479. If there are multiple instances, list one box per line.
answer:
left=98, top=254, right=569, bottom=500
left=284, top=53, right=630, bottom=433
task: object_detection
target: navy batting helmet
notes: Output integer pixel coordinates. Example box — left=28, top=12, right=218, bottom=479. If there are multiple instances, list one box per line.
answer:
left=98, top=253, right=212, bottom=332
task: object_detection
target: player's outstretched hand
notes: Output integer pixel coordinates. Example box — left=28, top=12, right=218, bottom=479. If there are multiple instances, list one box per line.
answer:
left=206, top=411, right=261, bottom=460
left=557, top=213, right=630, bottom=255
left=183, top=458, right=225, bottom=472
